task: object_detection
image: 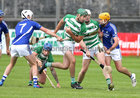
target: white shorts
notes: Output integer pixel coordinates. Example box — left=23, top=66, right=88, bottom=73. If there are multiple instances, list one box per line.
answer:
left=63, top=41, right=75, bottom=54
left=83, top=43, right=104, bottom=59
left=10, top=45, right=32, bottom=57
left=105, top=48, right=122, bottom=61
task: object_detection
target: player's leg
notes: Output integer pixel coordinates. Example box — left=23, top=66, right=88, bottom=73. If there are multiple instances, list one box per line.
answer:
left=38, top=71, right=46, bottom=84
left=96, top=52, right=114, bottom=90
left=65, top=51, right=76, bottom=79
left=0, top=56, right=18, bottom=86
left=64, top=51, right=83, bottom=89
left=114, top=60, right=136, bottom=87
left=114, top=60, right=131, bottom=77
left=28, top=68, right=33, bottom=86
left=111, top=49, right=136, bottom=87
left=77, top=50, right=92, bottom=85
left=105, top=56, right=112, bottom=82
left=50, top=67, right=61, bottom=88
left=25, top=54, right=42, bottom=88
left=28, top=59, right=47, bottom=85
left=36, top=59, right=47, bottom=85
left=77, top=59, right=91, bottom=84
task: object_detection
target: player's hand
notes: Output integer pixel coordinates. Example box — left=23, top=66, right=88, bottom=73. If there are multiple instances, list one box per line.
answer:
left=65, top=26, right=71, bottom=32
left=57, top=36, right=63, bottom=42
left=104, top=46, right=107, bottom=51
left=86, top=50, right=90, bottom=57
left=6, top=49, right=11, bottom=56
left=106, top=49, right=111, bottom=54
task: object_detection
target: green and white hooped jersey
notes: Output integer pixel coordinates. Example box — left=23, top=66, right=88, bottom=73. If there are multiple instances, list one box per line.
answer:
left=83, top=20, right=101, bottom=49
left=63, top=14, right=86, bottom=40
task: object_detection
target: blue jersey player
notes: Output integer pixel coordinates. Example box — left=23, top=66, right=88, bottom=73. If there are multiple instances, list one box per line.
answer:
left=0, top=10, right=10, bottom=57
left=98, top=12, right=137, bottom=88
left=0, top=10, right=62, bottom=88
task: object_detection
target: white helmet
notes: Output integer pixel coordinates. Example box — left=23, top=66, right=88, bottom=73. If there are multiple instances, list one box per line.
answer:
left=21, top=10, right=33, bottom=20
left=85, top=9, right=91, bottom=15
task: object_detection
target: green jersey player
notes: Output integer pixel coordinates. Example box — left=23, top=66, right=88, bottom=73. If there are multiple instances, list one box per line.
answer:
left=69, top=9, right=114, bottom=91
left=28, top=43, right=60, bottom=88
left=39, top=8, right=88, bottom=89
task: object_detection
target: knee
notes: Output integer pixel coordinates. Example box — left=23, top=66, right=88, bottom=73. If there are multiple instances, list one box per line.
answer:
left=71, top=59, right=76, bottom=65
left=39, top=78, right=46, bottom=84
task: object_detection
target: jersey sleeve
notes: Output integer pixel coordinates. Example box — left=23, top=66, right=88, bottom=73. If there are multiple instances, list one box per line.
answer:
left=79, top=23, right=87, bottom=36
left=32, top=21, right=42, bottom=30
left=47, top=52, right=54, bottom=62
left=2, top=21, right=9, bottom=34
left=32, top=46, right=42, bottom=54
left=111, top=24, right=118, bottom=38
left=93, top=21, right=99, bottom=31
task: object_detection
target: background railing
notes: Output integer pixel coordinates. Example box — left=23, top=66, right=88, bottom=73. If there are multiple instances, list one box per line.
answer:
left=1, top=0, right=140, bottom=32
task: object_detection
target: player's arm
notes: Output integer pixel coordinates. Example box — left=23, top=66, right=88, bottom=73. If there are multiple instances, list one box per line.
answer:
left=54, top=18, right=65, bottom=34
left=80, top=40, right=90, bottom=57
left=106, top=37, right=119, bottom=54
left=98, top=29, right=108, bottom=51
left=32, top=52, right=43, bottom=65
left=98, top=28, right=103, bottom=42
left=108, top=37, right=119, bottom=51
left=50, top=67, right=60, bottom=87
left=65, top=27, right=84, bottom=43
left=5, top=33, right=10, bottom=55
left=40, top=27, right=63, bottom=41
left=32, top=52, right=38, bottom=56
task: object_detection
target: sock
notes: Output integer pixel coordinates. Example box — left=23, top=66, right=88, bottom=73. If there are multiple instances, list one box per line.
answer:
left=45, top=62, right=52, bottom=67
left=71, top=77, right=75, bottom=84
left=130, top=73, right=133, bottom=78
left=106, top=78, right=111, bottom=85
left=29, top=80, right=32, bottom=84
left=33, top=76, right=38, bottom=85
left=1, top=75, right=7, bottom=82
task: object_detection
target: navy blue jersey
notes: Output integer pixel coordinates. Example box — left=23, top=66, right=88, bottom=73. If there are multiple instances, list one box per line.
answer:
left=100, top=22, right=120, bottom=49
left=0, top=21, right=9, bottom=42
left=12, top=19, right=42, bottom=45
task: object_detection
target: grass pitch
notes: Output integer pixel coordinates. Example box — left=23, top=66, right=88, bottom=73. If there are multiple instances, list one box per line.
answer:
left=0, top=55, right=139, bottom=98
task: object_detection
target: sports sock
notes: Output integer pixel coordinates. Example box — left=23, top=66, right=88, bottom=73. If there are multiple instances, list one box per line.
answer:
left=106, top=78, right=111, bottom=85
left=1, top=74, right=7, bottom=82
left=130, top=73, right=133, bottom=79
left=71, top=77, right=75, bottom=84
left=29, top=80, right=32, bottom=84
left=45, top=62, right=52, bottom=67
left=33, top=76, right=38, bottom=85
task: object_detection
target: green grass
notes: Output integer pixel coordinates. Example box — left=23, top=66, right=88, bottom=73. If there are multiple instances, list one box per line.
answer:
left=0, top=55, right=140, bottom=98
